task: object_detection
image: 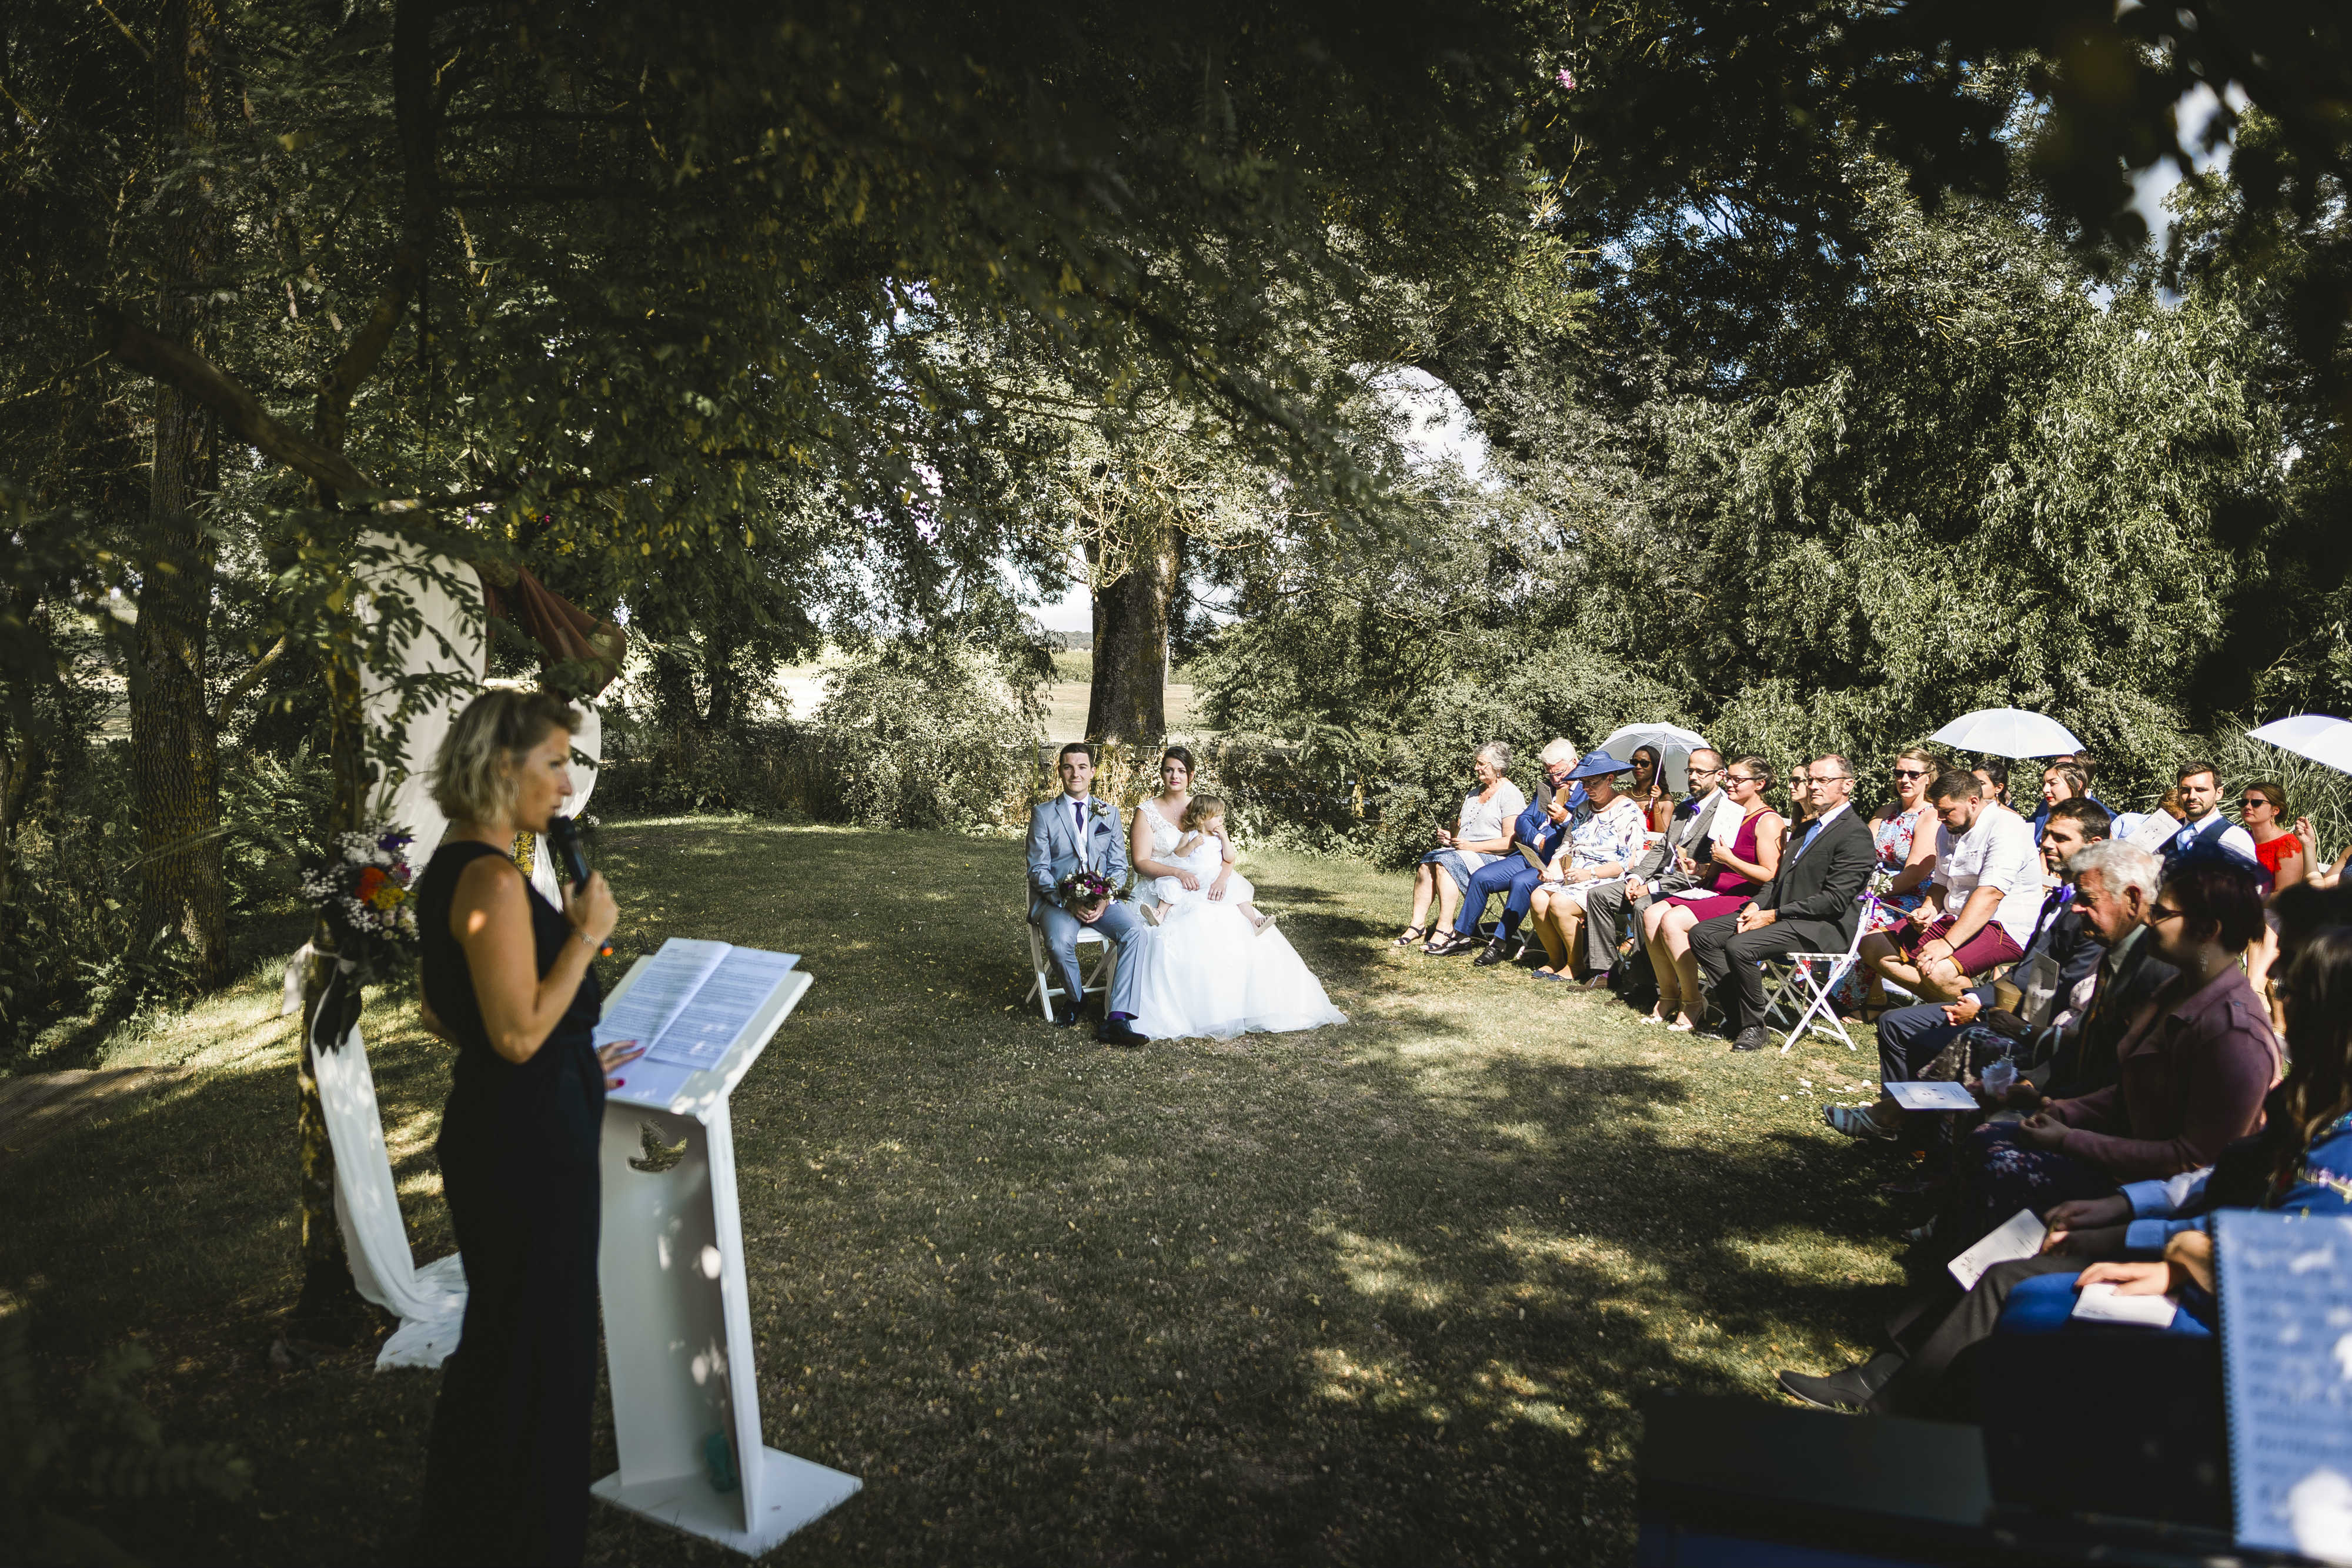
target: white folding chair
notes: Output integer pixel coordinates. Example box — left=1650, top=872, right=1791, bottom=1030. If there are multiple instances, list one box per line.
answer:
left=1024, top=919, right=1117, bottom=1019
left=1765, top=893, right=1886, bottom=1053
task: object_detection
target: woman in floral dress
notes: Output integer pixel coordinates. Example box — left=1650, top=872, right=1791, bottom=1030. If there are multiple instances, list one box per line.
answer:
left=1833, top=748, right=1944, bottom=1014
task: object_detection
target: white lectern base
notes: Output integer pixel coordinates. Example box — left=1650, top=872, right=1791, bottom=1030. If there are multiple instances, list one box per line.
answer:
left=592, top=1449, right=862, bottom=1556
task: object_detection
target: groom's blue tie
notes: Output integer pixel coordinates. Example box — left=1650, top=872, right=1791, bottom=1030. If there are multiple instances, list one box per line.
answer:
left=1073, top=800, right=1087, bottom=868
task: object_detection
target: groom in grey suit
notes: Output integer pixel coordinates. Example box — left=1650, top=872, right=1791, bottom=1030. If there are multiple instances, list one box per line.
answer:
left=1027, top=741, right=1152, bottom=1045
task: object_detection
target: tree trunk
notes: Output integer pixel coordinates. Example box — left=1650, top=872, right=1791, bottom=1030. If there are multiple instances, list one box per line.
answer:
left=131, top=0, right=226, bottom=989
left=1086, top=511, right=1177, bottom=745
left=703, top=627, right=739, bottom=730
left=292, top=638, right=376, bottom=1338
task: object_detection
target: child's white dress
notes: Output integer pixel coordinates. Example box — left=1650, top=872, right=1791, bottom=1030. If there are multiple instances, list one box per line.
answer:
left=1128, top=834, right=1345, bottom=1042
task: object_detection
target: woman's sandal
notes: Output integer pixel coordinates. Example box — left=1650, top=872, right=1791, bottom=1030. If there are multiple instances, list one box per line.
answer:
left=1425, top=931, right=1474, bottom=956
left=1394, top=925, right=1429, bottom=948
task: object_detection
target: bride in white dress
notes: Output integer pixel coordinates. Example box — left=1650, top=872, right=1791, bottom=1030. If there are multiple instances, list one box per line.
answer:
left=1126, top=792, right=1347, bottom=1042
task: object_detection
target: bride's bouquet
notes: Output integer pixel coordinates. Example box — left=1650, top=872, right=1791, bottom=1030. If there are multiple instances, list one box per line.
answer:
left=1054, top=868, right=1117, bottom=912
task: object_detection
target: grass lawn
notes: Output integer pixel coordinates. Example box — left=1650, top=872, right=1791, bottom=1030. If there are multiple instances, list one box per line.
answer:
left=4, top=818, right=1917, bottom=1566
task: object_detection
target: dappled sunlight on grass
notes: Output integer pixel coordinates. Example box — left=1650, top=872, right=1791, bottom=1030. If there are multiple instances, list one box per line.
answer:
left=0, top=821, right=1925, bottom=1566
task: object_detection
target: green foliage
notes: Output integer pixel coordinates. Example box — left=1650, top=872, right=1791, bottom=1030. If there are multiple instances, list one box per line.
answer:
left=814, top=642, right=1044, bottom=833
left=0, top=1290, right=251, bottom=1566
left=0, top=737, right=326, bottom=1063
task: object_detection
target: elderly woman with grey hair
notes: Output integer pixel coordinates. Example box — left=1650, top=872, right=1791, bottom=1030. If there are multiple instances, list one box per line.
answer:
left=1395, top=740, right=1528, bottom=949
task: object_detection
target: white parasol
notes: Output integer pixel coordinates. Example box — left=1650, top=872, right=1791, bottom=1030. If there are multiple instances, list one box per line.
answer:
left=1929, top=708, right=2084, bottom=760
left=2248, top=714, right=2352, bottom=776
left=1597, top=723, right=1714, bottom=793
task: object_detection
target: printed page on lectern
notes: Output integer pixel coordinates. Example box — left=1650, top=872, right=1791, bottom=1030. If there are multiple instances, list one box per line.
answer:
left=594, top=937, right=801, bottom=1069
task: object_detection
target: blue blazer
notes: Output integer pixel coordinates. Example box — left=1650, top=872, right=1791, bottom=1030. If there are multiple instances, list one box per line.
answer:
left=1027, top=795, right=1130, bottom=918
left=1514, top=790, right=1575, bottom=864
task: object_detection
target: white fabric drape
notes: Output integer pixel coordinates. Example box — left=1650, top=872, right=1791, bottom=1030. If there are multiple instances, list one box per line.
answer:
left=316, top=1022, right=469, bottom=1368
left=525, top=703, right=601, bottom=907
left=356, top=531, right=488, bottom=862
left=299, top=532, right=489, bottom=1368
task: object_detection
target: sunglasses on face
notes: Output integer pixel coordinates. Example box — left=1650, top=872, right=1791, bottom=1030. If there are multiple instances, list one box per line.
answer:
left=2148, top=905, right=2188, bottom=925
left=2240, top=797, right=2271, bottom=810
left=1892, top=768, right=1928, bottom=780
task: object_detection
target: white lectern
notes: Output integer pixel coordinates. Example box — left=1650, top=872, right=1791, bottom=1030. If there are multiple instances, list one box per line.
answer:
left=592, top=957, right=862, bottom=1554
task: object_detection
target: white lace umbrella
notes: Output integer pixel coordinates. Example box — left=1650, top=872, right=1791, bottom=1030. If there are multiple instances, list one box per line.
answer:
left=2249, top=714, right=2352, bottom=775
left=1929, top=708, right=2084, bottom=760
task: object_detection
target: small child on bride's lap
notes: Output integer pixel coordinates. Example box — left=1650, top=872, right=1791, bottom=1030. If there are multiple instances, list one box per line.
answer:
left=1152, top=795, right=1277, bottom=935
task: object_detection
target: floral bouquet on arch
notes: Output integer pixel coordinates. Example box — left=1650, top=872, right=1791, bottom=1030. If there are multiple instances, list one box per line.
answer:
left=1054, top=868, right=1117, bottom=914
left=297, top=826, right=418, bottom=1049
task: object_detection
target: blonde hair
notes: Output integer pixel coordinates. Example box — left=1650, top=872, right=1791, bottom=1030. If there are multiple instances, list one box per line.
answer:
left=429, top=688, right=581, bottom=824
left=1181, top=794, right=1227, bottom=833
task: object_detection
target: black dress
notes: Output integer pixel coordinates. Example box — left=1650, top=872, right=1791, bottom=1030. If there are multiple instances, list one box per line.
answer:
left=416, top=840, right=604, bottom=1566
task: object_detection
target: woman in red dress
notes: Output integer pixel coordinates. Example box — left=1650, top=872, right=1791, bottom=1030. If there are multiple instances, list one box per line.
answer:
left=2243, top=780, right=2306, bottom=889
left=1641, top=758, right=1782, bottom=1031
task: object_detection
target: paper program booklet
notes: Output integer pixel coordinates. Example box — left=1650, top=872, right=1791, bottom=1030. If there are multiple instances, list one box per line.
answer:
left=1947, top=1206, right=2048, bottom=1290
left=1886, top=1079, right=1982, bottom=1113
left=593, top=937, right=801, bottom=1071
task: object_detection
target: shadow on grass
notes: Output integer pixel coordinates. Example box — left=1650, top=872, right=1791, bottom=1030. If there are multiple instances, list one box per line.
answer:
left=1, top=821, right=1916, bottom=1567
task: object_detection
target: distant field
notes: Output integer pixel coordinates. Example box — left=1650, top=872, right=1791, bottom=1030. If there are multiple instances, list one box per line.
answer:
left=1040, top=649, right=1207, bottom=744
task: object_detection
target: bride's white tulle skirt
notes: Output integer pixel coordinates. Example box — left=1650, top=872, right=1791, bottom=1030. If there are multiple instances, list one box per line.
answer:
left=1128, top=880, right=1347, bottom=1042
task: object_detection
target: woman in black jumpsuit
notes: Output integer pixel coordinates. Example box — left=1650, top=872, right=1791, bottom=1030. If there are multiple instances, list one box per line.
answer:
left=413, top=690, right=639, bottom=1566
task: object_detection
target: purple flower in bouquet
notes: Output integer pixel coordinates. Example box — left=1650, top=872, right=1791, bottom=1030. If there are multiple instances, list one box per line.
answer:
left=1054, top=868, right=1115, bottom=912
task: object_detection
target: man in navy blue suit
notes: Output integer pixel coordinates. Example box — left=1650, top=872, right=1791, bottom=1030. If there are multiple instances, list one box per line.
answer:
left=1430, top=739, right=1582, bottom=962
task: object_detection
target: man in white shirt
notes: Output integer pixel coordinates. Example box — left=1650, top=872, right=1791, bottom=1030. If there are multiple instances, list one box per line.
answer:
left=1860, top=767, right=2042, bottom=1003
left=2163, top=760, right=2260, bottom=865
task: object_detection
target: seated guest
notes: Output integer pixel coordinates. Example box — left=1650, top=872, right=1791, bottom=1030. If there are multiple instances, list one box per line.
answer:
left=1972, top=758, right=2011, bottom=811
left=2006, top=834, right=2174, bottom=1108
left=2027, top=762, right=2090, bottom=843
left=1949, top=852, right=2279, bottom=1247
left=1434, top=739, right=1580, bottom=961
left=1396, top=741, right=1526, bottom=950
left=2160, top=759, right=2259, bottom=867
left=1688, top=755, right=1876, bottom=1051
left=1643, top=758, right=1780, bottom=1029
left=1858, top=769, right=2041, bottom=1004
left=1525, top=752, right=1648, bottom=981
left=2241, top=780, right=2306, bottom=890
left=1579, top=748, right=1727, bottom=982
left=1781, top=908, right=2352, bottom=1416
left=1830, top=748, right=1945, bottom=1014
left=1827, top=802, right=2113, bottom=1142
left=1625, top=744, right=1674, bottom=835
left=1782, top=763, right=1813, bottom=828
left=2242, top=778, right=2308, bottom=1009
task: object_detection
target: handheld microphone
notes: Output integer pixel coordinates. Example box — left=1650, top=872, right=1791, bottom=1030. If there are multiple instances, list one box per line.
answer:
left=544, top=814, right=614, bottom=957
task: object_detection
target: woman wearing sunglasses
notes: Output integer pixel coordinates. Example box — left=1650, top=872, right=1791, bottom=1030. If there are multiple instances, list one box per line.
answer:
left=1832, top=748, right=1945, bottom=1014
left=2240, top=781, right=2306, bottom=891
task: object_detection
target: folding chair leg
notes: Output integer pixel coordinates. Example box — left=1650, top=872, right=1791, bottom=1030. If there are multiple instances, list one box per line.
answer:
left=1027, top=923, right=1062, bottom=1021
left=1779, top=957, right=1859, bottom=1052
left=1083, top=942, right=1117, bottom=1002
